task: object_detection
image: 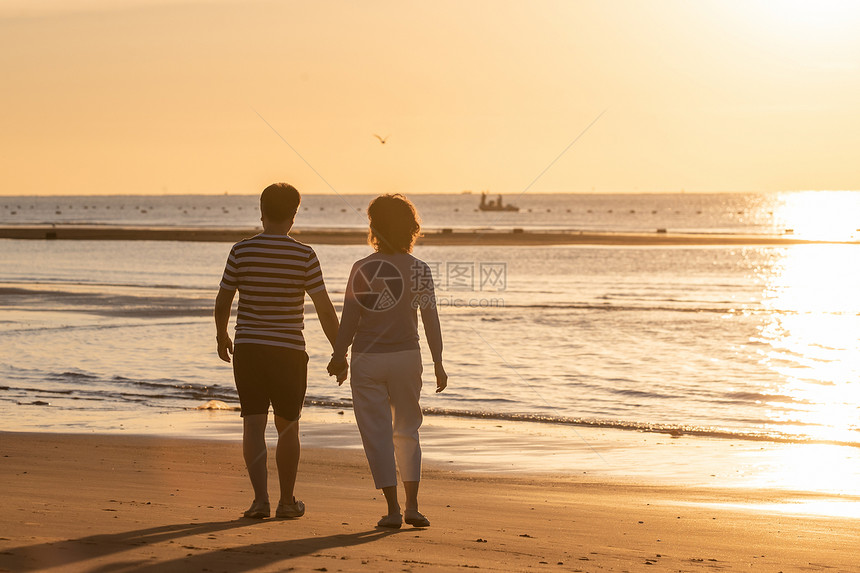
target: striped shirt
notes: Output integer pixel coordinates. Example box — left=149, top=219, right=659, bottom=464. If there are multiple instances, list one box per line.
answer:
left=220, top=233, right=326, bottom=350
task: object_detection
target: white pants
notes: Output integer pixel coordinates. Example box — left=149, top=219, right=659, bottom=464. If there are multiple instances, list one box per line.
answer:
left=350, top=349, right=423, bottom=489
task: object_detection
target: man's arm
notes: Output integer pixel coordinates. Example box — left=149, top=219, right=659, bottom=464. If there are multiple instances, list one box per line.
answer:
left=329, top=263, right=361, bottom=363
left=308, top=288, right=339, bottom=348
left=308, top=288, right=349, bottom=384
left=214, top=287, right=235, bottom=363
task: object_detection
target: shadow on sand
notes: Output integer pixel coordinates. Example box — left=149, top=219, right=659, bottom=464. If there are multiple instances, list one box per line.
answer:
left=1, top=518, right=402, bottom=572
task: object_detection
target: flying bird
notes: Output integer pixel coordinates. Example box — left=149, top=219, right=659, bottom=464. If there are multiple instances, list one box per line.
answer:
left=373, top=134, right=390, bottom=144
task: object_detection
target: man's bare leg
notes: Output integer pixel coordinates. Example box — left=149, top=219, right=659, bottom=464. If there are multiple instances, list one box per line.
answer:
left=274, top=414, right=300, bottom=504
left=243, top=413, right=269, bottom=504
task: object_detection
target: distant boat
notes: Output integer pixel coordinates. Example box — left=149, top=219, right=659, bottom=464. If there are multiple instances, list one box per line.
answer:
left=479, top=191, right=519, bottom=212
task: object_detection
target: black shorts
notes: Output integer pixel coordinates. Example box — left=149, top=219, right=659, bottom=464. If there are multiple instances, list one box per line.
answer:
left=232, top=344, right=308, bottom=420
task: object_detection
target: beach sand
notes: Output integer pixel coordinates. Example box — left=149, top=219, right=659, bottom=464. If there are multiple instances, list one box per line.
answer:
left=2, top=431, right=859, bottom=572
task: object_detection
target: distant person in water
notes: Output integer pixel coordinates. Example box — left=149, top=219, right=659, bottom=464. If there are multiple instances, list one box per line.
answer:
left=328, top=193, right=447, bottom=529
left=215, top=183, right=345, bottom=519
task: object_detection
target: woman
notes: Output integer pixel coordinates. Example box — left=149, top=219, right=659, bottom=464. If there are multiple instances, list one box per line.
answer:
left=328, top=194, right=447, bottom=529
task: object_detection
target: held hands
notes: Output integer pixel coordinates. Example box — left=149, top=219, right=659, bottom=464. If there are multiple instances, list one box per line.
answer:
left=434, top=361, right=448, bottom=393
left=217, top=335, right=234, bottom=363
left=327, top=355, right=349, bottom=386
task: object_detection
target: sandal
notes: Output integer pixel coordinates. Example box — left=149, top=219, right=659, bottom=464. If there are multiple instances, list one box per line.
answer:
left=276, top=499, right=306, bottom=519
left=243, top=500, right=270, bottom=519
left=404, top=509, right=430, bottom=527
left=377, top=513, right=402, bottom=529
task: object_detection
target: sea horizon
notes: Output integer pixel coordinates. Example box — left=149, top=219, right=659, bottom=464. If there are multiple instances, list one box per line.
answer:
left=3, top=189, right=859, bottom=198
left=3, top=190, right=859, bottom=239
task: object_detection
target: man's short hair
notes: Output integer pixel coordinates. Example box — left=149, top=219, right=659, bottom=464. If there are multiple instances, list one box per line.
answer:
left=260, top=183, right=301, bottom=222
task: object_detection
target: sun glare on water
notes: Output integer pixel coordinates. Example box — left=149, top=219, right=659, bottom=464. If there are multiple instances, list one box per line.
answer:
left=753, top=244, right=860, bottom=445
left=772, top=191, right=860, bottom=242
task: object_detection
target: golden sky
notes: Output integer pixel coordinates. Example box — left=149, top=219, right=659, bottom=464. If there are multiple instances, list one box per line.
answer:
left=1, top=0, right=859, bottom=196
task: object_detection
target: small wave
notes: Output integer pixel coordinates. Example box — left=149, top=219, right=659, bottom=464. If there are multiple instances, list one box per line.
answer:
left=0, top=286, right=211, bottom=318
left=754, top=418, right=823, bottom=428
left=483, top=303, right=858, bottom=317
left=431, top=396, right=519, bottom=405
left=419, top=408, right=860, bottom=448
left=0, top=279, right=204, bottom=292
left=723, top=391, right=807, bottom=404
left=126, top=378, right=203, bottom=389
left=607, top=387, right=672, bottom=400
left=17, top=400, right=51, bottom=407
left=302, top=401, right=860, bottom=448
left=9, top=373, right=239, bottom=405
left=3, top=321, right=203, bottom=336
left=115, top=378, right=236, bottom=401
left=490, top=303, right=737, bottom=314
left=305, top=398, right=353, bottom=409
left=48, top=371, right=98, bottom=380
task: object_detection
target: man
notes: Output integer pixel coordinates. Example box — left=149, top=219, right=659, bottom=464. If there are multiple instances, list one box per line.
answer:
left=214, top=183, right=345, bottom=519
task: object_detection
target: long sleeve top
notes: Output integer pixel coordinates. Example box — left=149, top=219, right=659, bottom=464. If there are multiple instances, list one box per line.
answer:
left=333, top=252, right=443, bottom=363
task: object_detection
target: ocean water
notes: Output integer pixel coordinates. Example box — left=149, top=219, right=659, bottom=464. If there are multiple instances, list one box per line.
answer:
left=2, top=192, right=859, bottom=448
left=3, top=190, right=860, bottom=240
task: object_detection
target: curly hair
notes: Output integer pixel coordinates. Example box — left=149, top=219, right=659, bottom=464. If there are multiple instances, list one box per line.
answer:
left=367, top=194, right=421, bottom=254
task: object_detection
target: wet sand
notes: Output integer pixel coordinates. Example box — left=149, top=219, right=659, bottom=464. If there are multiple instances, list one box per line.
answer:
left=1, top=225, right=853, bottom=246
left=2, top=431, right=858, bottom=572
